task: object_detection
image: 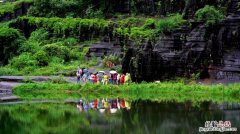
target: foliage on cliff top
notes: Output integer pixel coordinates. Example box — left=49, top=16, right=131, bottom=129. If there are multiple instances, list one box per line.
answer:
left=18, top=14, right=186, bottom=41
left=19, top=16, right=111, bottom=37
left=0, top=0, right=33, bottom=17
left=114, top=14, right=186, bottom=41
left=195, top=5, right=225, bottom=26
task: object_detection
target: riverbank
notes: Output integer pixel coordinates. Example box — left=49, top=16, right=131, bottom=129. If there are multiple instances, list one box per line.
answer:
left=12, top=82, right=240, bottom=104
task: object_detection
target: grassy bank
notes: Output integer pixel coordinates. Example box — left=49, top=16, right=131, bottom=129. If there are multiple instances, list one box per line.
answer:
left=13, top=82, right=240, bottom=104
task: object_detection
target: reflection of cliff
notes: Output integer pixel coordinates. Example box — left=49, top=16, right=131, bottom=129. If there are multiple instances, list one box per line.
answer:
left=121, top=101, right=240, bottom=134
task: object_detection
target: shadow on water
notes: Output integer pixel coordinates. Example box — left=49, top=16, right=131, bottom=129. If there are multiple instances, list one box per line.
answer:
left=0, top=100, right=239, bottom=134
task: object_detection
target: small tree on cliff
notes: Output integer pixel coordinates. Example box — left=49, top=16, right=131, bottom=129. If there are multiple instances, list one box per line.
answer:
left=195, top=5, right=225, bottom=26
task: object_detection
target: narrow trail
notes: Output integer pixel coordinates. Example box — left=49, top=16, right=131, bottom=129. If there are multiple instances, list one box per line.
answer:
left=0, top=76, right=79, bottom=102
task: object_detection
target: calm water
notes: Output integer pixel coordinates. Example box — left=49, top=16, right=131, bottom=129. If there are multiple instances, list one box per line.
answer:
left=0, top=100, right=239, bottom=134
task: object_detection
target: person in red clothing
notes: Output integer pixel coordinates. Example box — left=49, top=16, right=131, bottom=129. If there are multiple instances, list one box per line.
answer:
left=120, top=74, right=125, bottom=85
left=93, top=73, right=98, bottom=83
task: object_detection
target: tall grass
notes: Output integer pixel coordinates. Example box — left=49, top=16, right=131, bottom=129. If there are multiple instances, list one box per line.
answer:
left=13, top=82, right=240, bottom=103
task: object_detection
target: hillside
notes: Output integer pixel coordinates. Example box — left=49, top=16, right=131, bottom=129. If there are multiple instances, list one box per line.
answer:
left=0, top=0, right=239, bottom=83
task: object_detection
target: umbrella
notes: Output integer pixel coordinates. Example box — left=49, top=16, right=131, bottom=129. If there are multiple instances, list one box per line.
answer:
left=109, top=70, right=117, bottom=74
left=98, top=71, right=105, bottom=74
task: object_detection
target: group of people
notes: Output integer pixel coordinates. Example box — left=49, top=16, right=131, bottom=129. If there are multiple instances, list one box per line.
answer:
left=76, top=68, right=131, bottom=85
left=76, top=98, right=131, bottom=113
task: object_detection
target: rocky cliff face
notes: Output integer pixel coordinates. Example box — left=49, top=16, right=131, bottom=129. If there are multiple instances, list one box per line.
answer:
left=122, top=0, right=240, bottom=82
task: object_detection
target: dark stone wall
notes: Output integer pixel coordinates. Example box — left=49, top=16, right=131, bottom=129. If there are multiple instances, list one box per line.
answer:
left=122, top=13, right=240, bottom=82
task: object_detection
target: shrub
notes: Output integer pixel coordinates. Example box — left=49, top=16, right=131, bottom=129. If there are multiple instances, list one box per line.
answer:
left=156, top=14, right=186, bottom=32
left=143, top=18, right=156, bottom=29
left=0, top=27, right=25, bottom=65
left=63, top=37, right=78, bottom=46
left=20, top=41, right=41, bottom=54
left=43, top=43, right=70, bottom=62
left=103, top=55, right=122, bottom=68
left=10, top=53, right=37, bottom=70
left=33, top=51, right=49, bottom=66
left=28, top=28, right=49, bottom=44
left=195, top=5, right=224, bottom=26
left=85, top=5, right=103, bottom=19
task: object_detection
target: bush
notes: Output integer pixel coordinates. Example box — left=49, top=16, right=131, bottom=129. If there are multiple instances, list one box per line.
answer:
left=63, top=37, right=78, bottom=46
left=195, top=5, right=224, bottom=26
left=103, top=55, right=122, bottom=68
left=0, top=27, right=25, bottom=65
left=43, top=43, right=71, bottom=62
left=156, top=14, right=186, bottom=32
left=33, top=51, right=49, bottom=66
left=20, top=41, right=41, bottom=54
left=85, top=5, right=103, bottom=19
left=10, top=53, right=37, bottom=70
left=27, top=28, right=49, bottom=44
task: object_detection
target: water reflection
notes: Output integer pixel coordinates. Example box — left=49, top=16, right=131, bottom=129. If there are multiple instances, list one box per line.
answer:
left=0, top=100, right=239, bottom=134
left=76, top=98, right=131, bottom=114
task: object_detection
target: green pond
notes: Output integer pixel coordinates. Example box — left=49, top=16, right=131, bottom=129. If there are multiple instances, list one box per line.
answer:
left=0, top=99, right=239, bottom=134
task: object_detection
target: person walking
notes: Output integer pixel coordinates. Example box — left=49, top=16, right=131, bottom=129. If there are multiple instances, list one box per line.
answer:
left=79, top=68, right=83, bottom=81
left=109, top=74, right=113, bottom=84
left=103, top=73, right=108, bottom=85
left=120, top=74, right=125, bottom=85
left=117, top=73, right=120, bottom=85
left=125, top=73, right=131, bottom=85
left=76, top=70, right=81, bottom=83
left=97, top=72, right=103, bottom=84
left=82, top=73, right=87, bottom=82
left=93, top=73, right=97, bottom=84
left=89, top=73, right=94, bottom=84
left=113, top=73, right=117, bottom=84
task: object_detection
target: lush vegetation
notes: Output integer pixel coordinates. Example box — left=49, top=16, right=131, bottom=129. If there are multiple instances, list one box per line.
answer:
left=0, top=28, right=94, bottom=76
left=114, top=14, right=186, bottom=41
left=0, top=0, right=229, bottom=77
left=13, top=82, right=240, bottom=103
left=0, top=13, right=186, bottom=76
left=19, top=14, right=186, bottom=42
left=19, top=16, right=111, bottom=39
left=0, top=27, right=25, bottom=65
left=0, top=0, right=33, bottom=17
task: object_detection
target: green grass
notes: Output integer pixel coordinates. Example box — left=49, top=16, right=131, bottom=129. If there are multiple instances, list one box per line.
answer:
left=0, top=61, right=89, bottom=76
left=13, top=82, right=240, bottom=104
